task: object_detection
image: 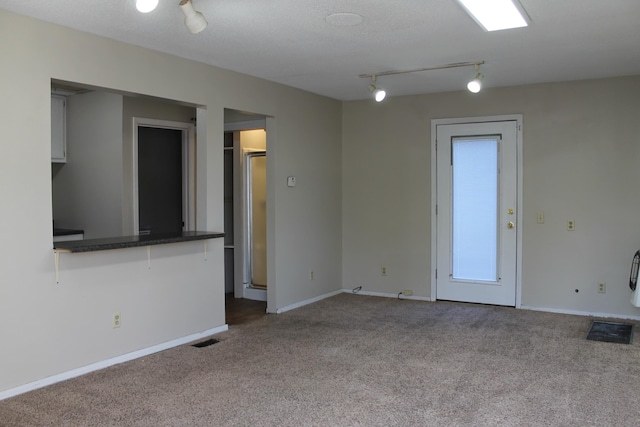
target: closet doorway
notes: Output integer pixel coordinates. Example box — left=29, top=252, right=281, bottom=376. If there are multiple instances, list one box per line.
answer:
left=223, top=110, right=270, bottom=307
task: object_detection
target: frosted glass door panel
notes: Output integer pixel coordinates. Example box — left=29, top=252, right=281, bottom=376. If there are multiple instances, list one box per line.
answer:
left=250, top=154, right=267, bottom=287
left=451, top=138, right=498, bottom=282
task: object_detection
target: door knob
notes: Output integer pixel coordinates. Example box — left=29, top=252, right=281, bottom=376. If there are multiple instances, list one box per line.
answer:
left=508, top=221, right=515, bottom=229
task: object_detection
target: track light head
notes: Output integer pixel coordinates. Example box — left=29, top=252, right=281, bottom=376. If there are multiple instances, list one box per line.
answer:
left=373, top=88, right=386, bottom=102
left=368, top=76, right=386, bottom=102
left=136, top=0, right=158, bottom=13
left=179, top=0, right=208, bottom=34
left=467, top=72, right=483, bottom=93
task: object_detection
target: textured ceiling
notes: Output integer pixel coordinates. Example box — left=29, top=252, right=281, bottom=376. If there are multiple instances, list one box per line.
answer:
left=1, top=0, right=639, bottom=100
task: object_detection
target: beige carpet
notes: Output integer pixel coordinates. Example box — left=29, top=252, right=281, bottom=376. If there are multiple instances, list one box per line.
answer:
left=2, top=294, right=640, bottom=426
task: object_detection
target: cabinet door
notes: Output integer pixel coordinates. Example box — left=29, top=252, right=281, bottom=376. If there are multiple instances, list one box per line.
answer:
left=51, top=95, right=66, bottom=163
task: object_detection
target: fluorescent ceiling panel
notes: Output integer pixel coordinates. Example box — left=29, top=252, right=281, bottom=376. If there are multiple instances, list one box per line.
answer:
left=457, top=0, right=529, bottom=32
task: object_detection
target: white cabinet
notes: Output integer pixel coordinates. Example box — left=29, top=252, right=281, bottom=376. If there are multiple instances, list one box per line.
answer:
left=51, top=94, right=66, bottom=163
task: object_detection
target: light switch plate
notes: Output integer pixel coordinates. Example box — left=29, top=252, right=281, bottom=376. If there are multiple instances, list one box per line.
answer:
left=287, top=176, right=296, bottom=187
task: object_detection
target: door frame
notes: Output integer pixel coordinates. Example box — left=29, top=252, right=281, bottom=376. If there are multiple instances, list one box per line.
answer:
left=430, top=115, right=523, bottom=307
left=132, top=117, right=196, bottom=235
left=224, top=116, right=276, bottom=312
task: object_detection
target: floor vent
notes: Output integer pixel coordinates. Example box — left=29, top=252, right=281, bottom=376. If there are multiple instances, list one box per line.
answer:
left=191, top=338, right=219, bottom=348
left=586, top=321, right=633, bottom=344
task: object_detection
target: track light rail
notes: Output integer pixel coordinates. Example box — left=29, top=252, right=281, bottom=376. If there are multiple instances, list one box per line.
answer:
left=358, top=61, right=484, bottom=79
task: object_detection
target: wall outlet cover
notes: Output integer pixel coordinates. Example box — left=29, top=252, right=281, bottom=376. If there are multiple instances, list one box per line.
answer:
left=113, top=312, right=121, bottom=328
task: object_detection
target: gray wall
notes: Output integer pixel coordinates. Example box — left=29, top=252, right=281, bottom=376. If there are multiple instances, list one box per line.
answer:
left=0, top=9, right=342, bottom=394
left=342, top=76, right=640, bottom=318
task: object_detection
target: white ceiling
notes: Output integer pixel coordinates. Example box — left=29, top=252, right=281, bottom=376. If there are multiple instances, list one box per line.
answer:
left=2, top=0, right=639, bottom=101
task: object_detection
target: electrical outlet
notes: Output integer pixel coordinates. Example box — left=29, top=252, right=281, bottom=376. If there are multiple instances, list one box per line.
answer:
left=537, top=212, right=544, bottom=224
left=310, top=270, right=315, bottom=280
left=403, top=290, right=413, bottom=296
left=567, top=219, right=575, bottom=231
left=381, top=267, right=387, bottom=276
left=113, top=312, right=121, bottom=328
left=598, top=283, right=606, bottom=294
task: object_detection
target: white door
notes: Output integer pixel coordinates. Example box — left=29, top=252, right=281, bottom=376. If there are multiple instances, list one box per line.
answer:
left=435, top=120, right=519, bottom=306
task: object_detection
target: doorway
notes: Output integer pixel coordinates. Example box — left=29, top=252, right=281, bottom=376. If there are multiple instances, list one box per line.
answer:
left=223, top=113, right=271, bottom=308
left=433, top=116, right=522, bottom=306
left=133, top=118, right=195, bottom=235
left=137, top=127, right=182, bottom=234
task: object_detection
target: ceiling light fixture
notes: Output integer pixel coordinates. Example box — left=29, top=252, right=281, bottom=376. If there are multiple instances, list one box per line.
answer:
left=368, top=76, right=386, bottom=102
left=179, top=0, right=208, bottom=34
left=467, top=64, right=484, bottom=93
left=360, top=61, right=484, bottom=101
left=136, top=0, right=159, bottom=13
left=456, top=0, right=529, bottom=32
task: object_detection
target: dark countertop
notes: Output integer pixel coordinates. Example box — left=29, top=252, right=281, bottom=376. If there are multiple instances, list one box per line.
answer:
left=53, top=228, right=84, bottom=236
left=54, top=231, right=224, bottom=253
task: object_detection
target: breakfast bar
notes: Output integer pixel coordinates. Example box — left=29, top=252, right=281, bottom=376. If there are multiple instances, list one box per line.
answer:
left=52, top=231, right=225, bottom=284
left=53, top=231, right=224, bottom=253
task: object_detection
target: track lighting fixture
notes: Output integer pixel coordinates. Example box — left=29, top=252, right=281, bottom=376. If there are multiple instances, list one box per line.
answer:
left=360, top=61, right=485, bottom=101
left=368, top=76, right=386, bottom=102
left=135, top=0, right=208, bottom=34
left=467, top=64, right=484, bottom=93
left=136, top=0, right=158, bottom=13
left=179, top=0, right=208, bottom=34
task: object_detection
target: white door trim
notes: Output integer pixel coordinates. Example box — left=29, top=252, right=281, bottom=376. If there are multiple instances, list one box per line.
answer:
left=132, top=117, right=196, bottom=235
left=431, top=115, right=523, bottom=307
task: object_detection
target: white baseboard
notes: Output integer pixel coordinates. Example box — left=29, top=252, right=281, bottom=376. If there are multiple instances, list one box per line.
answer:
left=274, top=289, right=344, bottom=314
left=520, top=305, right=640, bottom=322
left=345, top=290, right=638, bottom=319
left=0, top=325, right=228, bottom=402
left=343, top=288, right=432, bottom=301
left=243, top=287, right=267, bottom=301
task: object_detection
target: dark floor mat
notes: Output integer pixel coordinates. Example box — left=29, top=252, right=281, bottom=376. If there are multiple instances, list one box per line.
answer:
left=586, top=321, right=633, bottom=344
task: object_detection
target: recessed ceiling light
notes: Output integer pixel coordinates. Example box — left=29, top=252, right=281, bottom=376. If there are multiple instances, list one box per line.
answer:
left=457, top=0, right=529, bottom=32
left=325, top=12, right=363, bottom=27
